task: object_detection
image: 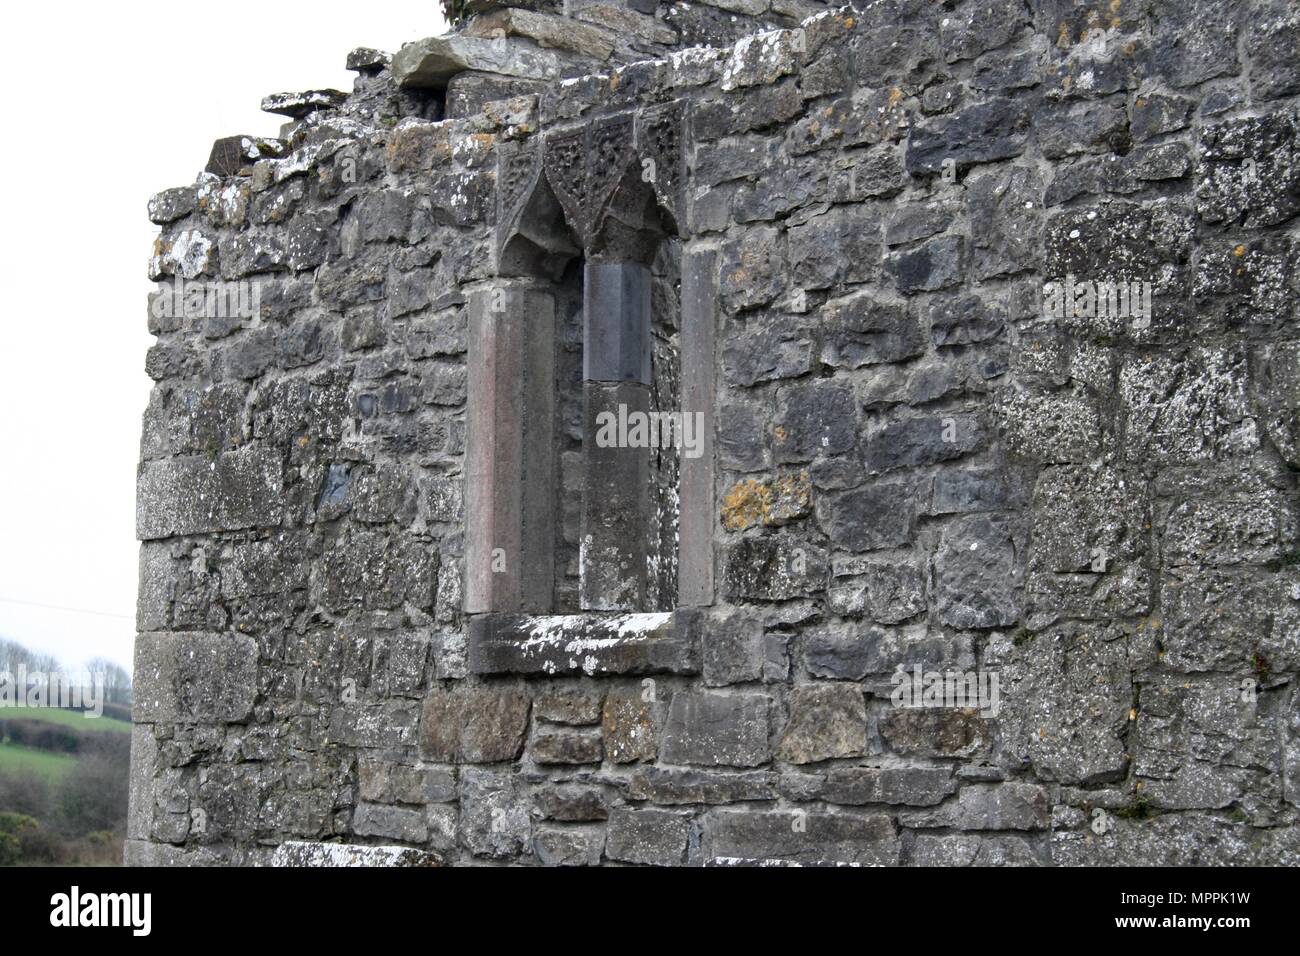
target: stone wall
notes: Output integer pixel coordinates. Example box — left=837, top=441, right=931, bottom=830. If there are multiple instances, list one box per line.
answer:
left=132, top=0, right=1300, bottom=866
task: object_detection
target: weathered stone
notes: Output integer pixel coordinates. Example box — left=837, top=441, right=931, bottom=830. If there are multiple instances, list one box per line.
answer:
left=261, top=89, right=347, bottom=118
left=1051, top=813, right=1296, bottom=866
left=772, top=379, right=857, bottom=462
left=830, top=560, right=926, bottom=624
left=934, top=514, right=1022, bottom=629
left=971, top=47, right=1040, bottom=91
left=346, top=47, right=390, bottom=72
left=661, top=692, right=771, bottom=767
left=328, top=701, right=421, bottom=749
left=880, top=708, right=991, bottom=759
left=465, top=8, right=617, bottom=60
left=803, top=622, right=973, bottom=681
left=575, top=1, right=679, bottom=47
left=701, top=608, right=766, bottom=685
left=722, top=535, right=828, bottom=601
left=939, top=0, right=1025, bottom=62
left=905, top=98, right=1030, bottom=175
left=1248, top=1, right=1300, bottom=101
left=901, top=782, right=1051, bottom=830
left=999, top=625, right=1131, bottom=785
left=534, top=786, right=609, bottom=822
left=718, top=226, right=786, bottom=312
left=602, top=686, right=661, bottom=764
left=270, top=842, right=441, bottom=867
left=419, top=685, right=530, bottom=763
left=694, top=81, right=802, bottom=140
left=909, top=833, right=1043, bottom=866
left=816, top=483, right=915, bottom=553
left=1159, top=568, right=1288, bottom=673
left=1118, top=349, right=1256, bottom=464
left=777, top=684, right=868, bottom=764
left=884, top=201, right=957, bottom=247
left=532, top=827, right=604, bottom=866
left=469, top=611, right=700, bottom=676
left=1163, top=490, right=1293, bottom=569
left=580, top=382, right=650, bottom=611
left=352, top=803, right=427, bottom=843
left=605, top=808, right=690, bottom=865
left=1130, top=91, right=1193, bottom=142
left=931, top=467, right=1013, bottom=515
left=320, top=530, right=436, bottom=612
left=886, top=235, right=966, bottom=293
left=393, top=35, right=562, bottom=89
left=719, top=28, right=799, bottom=91
left=359, top=760, right=453, bottom=805
left=1142, top=0, right=1238, bottom=88
left=995, top=386, right=1102, bottom=464
left=534, top=688, right=603, bottom=725
left=628, top=767, right=778, bottom=805
left=927, top=293, right=1005, bottom=347
left=1133, top=678, right=1273, bottom=812
left=205, top=136, right=272, bottom=177
left=864, top=412, right=985, bottom=473
left=1037, top=100, right=1130, bottom=159
left=821, top=292, right=926, bottom=368
left=707, top=809, right=898, bottom=865
left=719, top=472, right=811, bottom=531
left=134, top=632, right=258, bottom=724
left=1029, top=465, right=1149, bottom=574
left=458, top=768, right=531, bottom=860
left=812, top=766, right=956, bottom=807
left=148, top=186, right=197, bottom=224
left=137, top=446, right=283, bottom=540
left=787, top=205, right=881, bottom=289
left=530, top=729, right=603, bottom=765
left=1197, top=109, right=1300, bottom=230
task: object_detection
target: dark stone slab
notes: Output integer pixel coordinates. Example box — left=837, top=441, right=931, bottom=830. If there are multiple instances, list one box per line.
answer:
left=584, top=260, right=651, bottom=383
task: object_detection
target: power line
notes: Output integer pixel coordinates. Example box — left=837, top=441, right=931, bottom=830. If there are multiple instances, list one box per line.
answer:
left=0, top=596, right=133, bottom=621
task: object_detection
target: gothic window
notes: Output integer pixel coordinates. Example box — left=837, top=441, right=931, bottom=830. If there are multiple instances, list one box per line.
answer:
left=465, top=105, right=713, bottom=634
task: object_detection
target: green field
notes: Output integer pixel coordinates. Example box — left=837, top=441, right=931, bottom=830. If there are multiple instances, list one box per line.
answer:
left=0, top=741, right=79, bottom=781
left=0, top=708, right=130, bottom=734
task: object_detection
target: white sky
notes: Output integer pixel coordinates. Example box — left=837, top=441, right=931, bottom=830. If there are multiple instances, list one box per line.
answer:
left=0, top=2, right=446, bottom=672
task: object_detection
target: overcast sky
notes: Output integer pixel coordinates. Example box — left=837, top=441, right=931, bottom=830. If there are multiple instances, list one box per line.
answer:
left=0, top=2, right=446, bottom=672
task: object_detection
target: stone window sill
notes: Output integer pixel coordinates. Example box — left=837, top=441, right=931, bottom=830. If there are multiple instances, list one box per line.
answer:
left=468, top=609, right=701, bottom=676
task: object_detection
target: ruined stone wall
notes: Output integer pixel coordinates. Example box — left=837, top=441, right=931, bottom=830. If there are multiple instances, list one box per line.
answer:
left=132, top=0, right=1300, bottom=866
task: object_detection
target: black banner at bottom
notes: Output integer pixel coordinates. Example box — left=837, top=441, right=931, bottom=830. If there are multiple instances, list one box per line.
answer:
left=0, top=865, right=1284, bottom=942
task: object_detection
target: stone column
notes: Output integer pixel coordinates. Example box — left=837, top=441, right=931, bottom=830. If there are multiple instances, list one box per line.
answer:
left=677, top=245, right=717, bottom=606
left=464, top=284, right=556, bottom=613
left=580, top=259, right=651, bottom=610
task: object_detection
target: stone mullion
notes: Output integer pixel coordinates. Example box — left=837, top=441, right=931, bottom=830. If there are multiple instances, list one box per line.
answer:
left=580, top=259, right=652, bottom=611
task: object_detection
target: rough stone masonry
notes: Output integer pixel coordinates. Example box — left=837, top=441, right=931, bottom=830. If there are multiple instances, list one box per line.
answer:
left=132, top=0, right=1300, bottom=866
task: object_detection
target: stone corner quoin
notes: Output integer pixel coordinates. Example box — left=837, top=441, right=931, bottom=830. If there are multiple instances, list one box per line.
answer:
left=133, top=0, right=1300, bottom=867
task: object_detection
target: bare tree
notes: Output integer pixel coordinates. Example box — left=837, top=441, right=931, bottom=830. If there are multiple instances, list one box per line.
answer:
left=0, top=638, right=41, bottom=673
left=85, top=658, right=132, bottom=706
